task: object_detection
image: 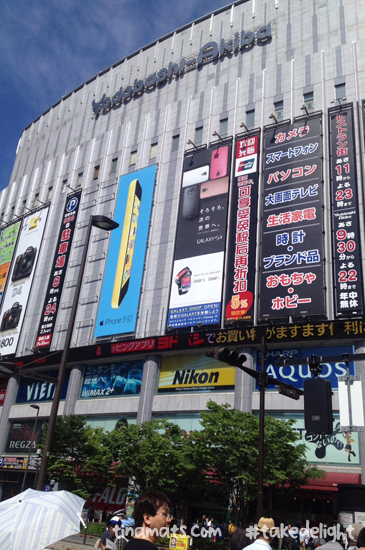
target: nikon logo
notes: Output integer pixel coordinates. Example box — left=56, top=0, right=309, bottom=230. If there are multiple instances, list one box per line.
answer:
left=92, top=23, right=271, bottom=117
left=173, top=369, right=220, bottom=386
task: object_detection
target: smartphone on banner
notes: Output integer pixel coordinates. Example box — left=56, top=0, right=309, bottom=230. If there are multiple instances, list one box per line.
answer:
left=182, top=185, right=200, bottom=218
left=200, top=177, right=229, bottom=199
left=210, top=146, right=228, bottom=179
left=111, top=179, right=142, bottom=308
left=182, top=166, right=209, bottom=187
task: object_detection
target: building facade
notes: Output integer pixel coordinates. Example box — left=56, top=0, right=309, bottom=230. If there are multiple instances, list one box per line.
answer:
left=1, top=0, right=365, bottom=522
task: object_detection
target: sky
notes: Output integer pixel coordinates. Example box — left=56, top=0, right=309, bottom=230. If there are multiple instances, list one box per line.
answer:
left=0, top=0, right=232, bottom=192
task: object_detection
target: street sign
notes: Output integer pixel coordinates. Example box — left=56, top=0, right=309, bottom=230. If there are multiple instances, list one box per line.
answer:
left=43, top=485, right=51, bottom=492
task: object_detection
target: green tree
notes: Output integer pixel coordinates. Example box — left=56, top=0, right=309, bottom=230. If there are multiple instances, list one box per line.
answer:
left=190, top=401, right=324, bottom=523
left=108, top=418, right=205, bottom=504
left=41, top=415, right=111, bottom=499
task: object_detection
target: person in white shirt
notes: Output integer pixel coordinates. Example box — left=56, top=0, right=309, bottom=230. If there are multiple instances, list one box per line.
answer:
left=317, top=521, right=345, bottom=550
left=346, top=523, right=363, bottom=550
left=245, top=517, right=277, bottom=550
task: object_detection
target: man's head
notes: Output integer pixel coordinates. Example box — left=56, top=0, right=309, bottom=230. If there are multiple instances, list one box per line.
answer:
left=347, top=524, right=364, bottom=546
left=109, top=516, right=121, bottom=534
left=257, top=517, right=277, bottom=543
left=323, top=521, right=343, bottom=543
left=133, top=490, right=171, bottom=530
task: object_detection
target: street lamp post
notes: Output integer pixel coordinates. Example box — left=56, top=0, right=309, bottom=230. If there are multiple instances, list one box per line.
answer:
left=21, top=404, right=40, bottom=492
left=36, top=215, right=118, bottom=491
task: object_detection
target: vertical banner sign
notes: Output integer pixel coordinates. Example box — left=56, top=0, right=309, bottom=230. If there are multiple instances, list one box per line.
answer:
left=259, top=116, right=325, bottom=319
left=329, top=104, right=364, bottom=317
left=224, top=134, right=260, bottom=325
left=35, top=192, right=82, bottom=348
left=0, top=221, right=22, bottom=306
left=95, top=166, right=156, bottom=337
left=167, top=142, right=232, bottom=329
left=0, top=208, right=49, bottom=355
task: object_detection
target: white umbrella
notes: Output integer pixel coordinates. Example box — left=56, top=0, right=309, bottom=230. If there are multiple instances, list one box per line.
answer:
left=0, top=488, right=85, bottom=550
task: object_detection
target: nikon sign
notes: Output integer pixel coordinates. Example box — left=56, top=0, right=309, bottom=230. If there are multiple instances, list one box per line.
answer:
left=92, top=24, right=272, bottom=116
left=158, top=354, right=235, bottom=393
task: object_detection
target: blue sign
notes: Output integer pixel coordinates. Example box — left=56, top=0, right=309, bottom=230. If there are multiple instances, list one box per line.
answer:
left=256, top=345, right=355, bottom=391
left=0, top=457, right=3, bottom=468
left=16, top=369, right=70, bottom=404
left=80, top=362, right=144, bottom=399
left=44, top=485, right=52, bottom=492
left=95, top=166, right=156, bottom=337
left=66, top=197, right=78, bottom=212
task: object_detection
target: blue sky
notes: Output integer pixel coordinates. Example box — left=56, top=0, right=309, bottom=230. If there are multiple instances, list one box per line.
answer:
left=0, top=0, right=231, bottom=192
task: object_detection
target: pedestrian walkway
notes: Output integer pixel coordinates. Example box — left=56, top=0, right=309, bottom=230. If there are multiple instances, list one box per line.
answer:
left=46, top=533, right=96, bottom=550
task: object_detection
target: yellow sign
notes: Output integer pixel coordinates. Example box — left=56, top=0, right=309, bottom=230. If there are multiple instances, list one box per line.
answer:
left=169, top=534, right=190, bottom=550
left=158, top=354, right=235, bottom=393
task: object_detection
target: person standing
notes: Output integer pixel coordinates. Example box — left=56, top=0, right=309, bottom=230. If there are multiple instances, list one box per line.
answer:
left=102, top=506, right=109, bottom=523
left=98, top=516, right=121, bottom=550
left=245, top=518, right=277, bottom=550
left=87, top=505, right=95, bottom=524
left=123, top=490, right=172, bottom=550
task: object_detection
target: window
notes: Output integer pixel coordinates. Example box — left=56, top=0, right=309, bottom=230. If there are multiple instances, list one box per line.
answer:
left=61, top=179, right=68, bottom=194
left=246, top=110, right=255, bottom=128
left=11, top=206, right=15, bottom=219
left=335, top=83, right=346, bottom=101
left=47, top=186, right=53, bottom=201
left=76, top=172, right=83, bottom=188
left=172, top=134, right=180, bottom=152
left=20, top=200, right=27, bottom=215
left=93, top=165, right=100, bottom=180
left=110, top=158, right=118, bottom=174
left=274, top=100, right=283, bottom=120
left=303, top=92, right=314, bottom=111
left=32, top=193, right=39, bottom=208
left=130, top=149, right=137, bottom=166
left=150, top=142, right=158, bottom=160
left=195, top=126, right=203, bottom=144
left=220, top=118, right=228, bottom=136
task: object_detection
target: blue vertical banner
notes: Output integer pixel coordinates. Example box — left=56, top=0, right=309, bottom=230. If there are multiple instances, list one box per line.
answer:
left=94, top=166, right=156, bottom=337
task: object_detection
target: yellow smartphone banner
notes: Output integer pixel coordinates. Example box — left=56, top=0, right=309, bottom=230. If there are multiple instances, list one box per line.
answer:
left=170, top=534, right=190, bottom=550
left=158, top=354, right=235, bottom=393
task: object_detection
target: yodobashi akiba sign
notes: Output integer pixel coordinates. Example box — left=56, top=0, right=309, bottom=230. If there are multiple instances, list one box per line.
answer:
left=92, top=24, right=271, bottom=116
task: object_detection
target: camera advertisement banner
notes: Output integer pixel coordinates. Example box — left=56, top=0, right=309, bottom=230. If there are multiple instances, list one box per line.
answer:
left=224, top=134, right=260, bottom=325
left=158, top=354, right=235, bottom=393
left=5, top=420, right=45, bottom=455
left=94, top=166, right=156, bottom=338
left=259, top=116, right=325, bottom=319
left=34, top=192, right=81, bottom=349
left=167, top=143, right=232, bottom=329
left=0, top=221, right=22, bottom=307
left=256, top=344, right=354, bottom=391
left=15, top=368, right=70, bottom=403
left=329, top=104, right=364, bottom=318
left=80, top=361, right=143, bottom=399
left=0, top=208, right=49, bottom=355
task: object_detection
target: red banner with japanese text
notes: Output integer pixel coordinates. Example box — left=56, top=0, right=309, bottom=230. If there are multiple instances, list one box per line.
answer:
left=34, top=192, right=82, bottom=348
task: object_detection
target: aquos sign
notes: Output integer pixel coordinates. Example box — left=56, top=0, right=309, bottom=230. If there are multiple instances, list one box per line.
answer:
left=92, top=23, right=272, bottom=116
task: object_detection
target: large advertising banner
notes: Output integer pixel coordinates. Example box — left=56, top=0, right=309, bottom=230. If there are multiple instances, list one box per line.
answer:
left=0, top=379, right=7, bottom=406
left=94, top=166, right=156, bottom=337
left=5, top=420, right=45, bottom=454
left=35, top=192, right=81, bottom=348
left=0, top=208, right=49, bottom=355
left=256, top=344, right=355, bottom=390
left=224, top=134, right=260, bottom=325
left=158, top=354, right=235, bottom=393
left=80, top=361, right=144, bottom=399
left=270, top=413, right=360, bottom=465
left=0, top=221, right=22, bottom=306
left=15, top=369, right=70, bottom=403
left=167, top=143, right=232, bottom=329
left=259, top=116, right=325, bottom=319
left=328, top=104, right=364, bottom=317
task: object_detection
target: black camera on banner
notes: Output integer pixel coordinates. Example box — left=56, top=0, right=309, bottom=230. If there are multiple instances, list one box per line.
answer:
left=12, top=246, right=37, bottom=282
left=1, top=302, right=23, bottom=332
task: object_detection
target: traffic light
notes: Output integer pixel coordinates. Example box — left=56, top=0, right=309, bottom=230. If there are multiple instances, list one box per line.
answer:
left=304, top=377, right=333, bottom=434
left=209, top=347, right=247, bottom=367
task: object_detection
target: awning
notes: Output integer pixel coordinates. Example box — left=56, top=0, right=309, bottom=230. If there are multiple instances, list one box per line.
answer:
left=301, top=472, right=361, bottom=492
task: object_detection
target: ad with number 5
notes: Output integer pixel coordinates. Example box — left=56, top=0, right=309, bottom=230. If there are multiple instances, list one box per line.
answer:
left=0, top=208, right=49, bottom=355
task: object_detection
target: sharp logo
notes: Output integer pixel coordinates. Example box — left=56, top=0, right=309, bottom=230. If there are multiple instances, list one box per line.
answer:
left=172, top=369, right=220, bottom=386
left=92, top=24, right=272, bottom=117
